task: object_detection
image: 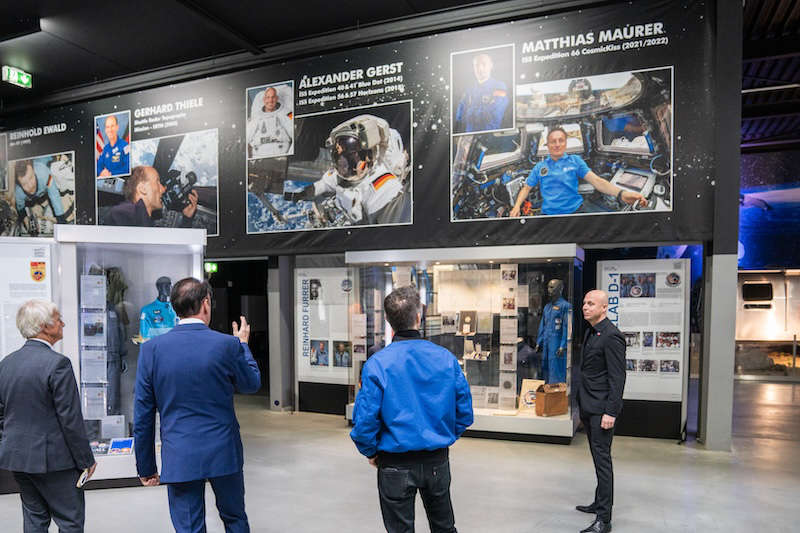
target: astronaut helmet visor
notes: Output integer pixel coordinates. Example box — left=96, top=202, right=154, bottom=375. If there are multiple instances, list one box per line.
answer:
left=332, top=135, right=369, bottom=180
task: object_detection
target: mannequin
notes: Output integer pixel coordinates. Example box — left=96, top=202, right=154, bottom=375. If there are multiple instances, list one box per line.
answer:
left=536, top=279, right=571, bottom=384
left=105, top=267, right=128, bottom=415
left=139, top=276, right=178, bottom=339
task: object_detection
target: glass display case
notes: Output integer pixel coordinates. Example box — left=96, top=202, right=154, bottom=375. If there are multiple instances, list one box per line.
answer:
left=54, top=224, right=205, bottom=481
left=342, top=244, right=584, bottom=440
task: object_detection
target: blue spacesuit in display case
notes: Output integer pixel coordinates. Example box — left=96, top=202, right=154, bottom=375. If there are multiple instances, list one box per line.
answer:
left=536, top=279, right=571, bottom=384
left=139, top=276, right=179, bottom=339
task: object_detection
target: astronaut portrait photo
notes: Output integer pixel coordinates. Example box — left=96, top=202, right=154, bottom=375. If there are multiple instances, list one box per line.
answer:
left=95, top=111, right=131, bottom=179
left=246, top=81, right=294, bottom=160
left=451, top=67, right=673, bottom=221
left=247, top=100, right=412, bottom=233
left=451, top=44, right=514, bottom=136
left=2, top=152, right=76, bottom=237
left=310, top=339, right=329, bottom=366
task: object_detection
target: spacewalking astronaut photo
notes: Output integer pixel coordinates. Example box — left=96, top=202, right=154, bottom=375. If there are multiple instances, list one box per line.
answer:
left=246, top=82, right=294, bottom=159
left=247, top=101, right=412, bottom=233
left=2, top=151, right=76, bottom=237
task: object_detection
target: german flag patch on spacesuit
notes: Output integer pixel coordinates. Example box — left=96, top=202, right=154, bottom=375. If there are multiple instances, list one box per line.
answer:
left=372, top=173, right=395, bottom=191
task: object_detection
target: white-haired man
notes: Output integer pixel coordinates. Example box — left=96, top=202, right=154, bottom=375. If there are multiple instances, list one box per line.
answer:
left=0, top=299, right=96, bottom=532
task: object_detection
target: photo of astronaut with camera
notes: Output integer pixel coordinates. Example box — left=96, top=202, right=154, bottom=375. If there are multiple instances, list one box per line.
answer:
left=247, top=101, right=412, bottom=233
left=451, top=67, right=673, bottom=221
left=97, top=129, right=219, bottom=234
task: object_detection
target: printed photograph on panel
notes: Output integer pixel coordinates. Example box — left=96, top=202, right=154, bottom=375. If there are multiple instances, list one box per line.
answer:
left=451, top=67, right=673, bottom=220
left=97, top=129, right=219, bottom=235
left=246, top=81, right=294, bottom=159
left=247, top=100, right=412, bottom=233
left=95, top=111, right=131, bottom=179
left=2, top=151, right=75, bottom=237
left=620, top=273, right=656, bottom=298
left=451, top=44, right=514, bottom=136
left=310, top=339, right=329, bottom=366
left=333, top=341, right=352, bottom=368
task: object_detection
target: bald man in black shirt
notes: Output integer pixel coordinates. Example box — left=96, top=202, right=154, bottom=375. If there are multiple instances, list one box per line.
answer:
left=575, top=290, right=626, bottom=533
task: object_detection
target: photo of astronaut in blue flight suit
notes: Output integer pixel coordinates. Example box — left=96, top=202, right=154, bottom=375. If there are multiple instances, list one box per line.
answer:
left=96, top=114, right=130, bottom=178
left=536, top=278, right=571, bottom=384
left=454, top=52, right=509, bottom=134
left=13, top=158, right=71, bottom=232
left=139, top=276, right=178, bottom=339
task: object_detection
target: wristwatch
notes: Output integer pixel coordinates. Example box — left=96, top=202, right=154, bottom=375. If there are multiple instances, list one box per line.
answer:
left=616, top=190, right=624, bottom=204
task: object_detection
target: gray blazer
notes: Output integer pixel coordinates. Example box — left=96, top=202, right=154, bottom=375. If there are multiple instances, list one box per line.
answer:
left=0, top=340, right=94, bottom=473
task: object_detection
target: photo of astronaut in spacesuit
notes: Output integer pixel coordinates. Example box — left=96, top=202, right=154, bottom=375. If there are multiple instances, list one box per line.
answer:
left=246, top=82, right=294, bottom=159
left=2, top=152, right=75, bottom=237
left=451, top=45, right=514, bottom=135
left=247, top=101, right=412, bottom=233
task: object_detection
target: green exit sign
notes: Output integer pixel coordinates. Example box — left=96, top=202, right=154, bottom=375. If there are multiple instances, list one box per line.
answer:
left=204, top=262, right=218, bottom=274
left=2, top=66, right=32, bottom=89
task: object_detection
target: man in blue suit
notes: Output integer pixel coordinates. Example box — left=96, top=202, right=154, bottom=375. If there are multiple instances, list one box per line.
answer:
left=134, top=278, right=261, bottom=533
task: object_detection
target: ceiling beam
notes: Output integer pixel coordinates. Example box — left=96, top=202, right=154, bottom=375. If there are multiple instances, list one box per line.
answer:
left=173, top=0, right=263, bottom=55
left=741, top=100, right=800, bottom=120
left=743, top=37, right=800, bottom=62
left=0, top=17, right=41, bottom=44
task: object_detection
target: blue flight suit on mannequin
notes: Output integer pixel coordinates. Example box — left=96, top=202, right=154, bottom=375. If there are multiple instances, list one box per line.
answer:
left=139, top=277, right=178, bottom=340
left=537, top=296, right=571, bottom=384
left=139, top=299, right=178, bottom=339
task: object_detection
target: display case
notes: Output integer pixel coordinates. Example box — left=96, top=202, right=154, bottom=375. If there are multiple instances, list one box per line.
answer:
left=340, top=244, right=584, bottom=441
left=54, top=224, right=205, bottom=482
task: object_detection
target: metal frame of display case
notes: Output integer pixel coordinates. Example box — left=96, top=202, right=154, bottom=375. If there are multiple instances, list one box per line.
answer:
left=53, top=224, right=205, bottom=483
left=345, top=244, right=584, bottom=442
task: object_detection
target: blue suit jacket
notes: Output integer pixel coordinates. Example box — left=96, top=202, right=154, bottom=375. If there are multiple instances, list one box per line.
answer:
left=134, top=323, right=260, bottom=483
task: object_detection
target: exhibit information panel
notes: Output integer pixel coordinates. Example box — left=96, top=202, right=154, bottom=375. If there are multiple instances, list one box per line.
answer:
left=0, top=239, right=53, bottom=358
left=0, top=1, right=715, bottom=256
left=597, top=258, right=690, bottom=402
left=294, top=267, right=359, bottom=386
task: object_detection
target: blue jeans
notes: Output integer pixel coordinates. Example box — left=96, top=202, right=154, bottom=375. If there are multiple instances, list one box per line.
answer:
left=377, top=458, right=457, bottom=533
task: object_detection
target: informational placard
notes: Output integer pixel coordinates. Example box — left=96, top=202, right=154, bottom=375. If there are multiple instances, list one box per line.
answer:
left=597, top=258, right=689, bottom=402
left=295, top=267, right=354, bottom=384
left=0, top=241, right=52, bottom=358
left=80, top=275, right=106, bottom=309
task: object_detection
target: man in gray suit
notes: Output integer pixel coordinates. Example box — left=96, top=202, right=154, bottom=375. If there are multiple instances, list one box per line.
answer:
left=0, top=299, right=96, bottom=532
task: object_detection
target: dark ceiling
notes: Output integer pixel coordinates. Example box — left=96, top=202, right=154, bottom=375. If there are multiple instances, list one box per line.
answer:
left=1, top=0, right=799, bottom=150
left=742, top=0, right=800, bottom=150
left=0, top=0, right=489, bottom=109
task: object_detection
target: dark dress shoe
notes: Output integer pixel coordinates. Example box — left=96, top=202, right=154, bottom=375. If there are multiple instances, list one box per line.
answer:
left=575, top=503, right=597, bottom=514
left=580, top=518, right=611, bottom=533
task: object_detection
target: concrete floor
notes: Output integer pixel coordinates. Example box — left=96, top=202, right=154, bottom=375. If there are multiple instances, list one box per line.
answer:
left=1, top=383, right=799, bottom=533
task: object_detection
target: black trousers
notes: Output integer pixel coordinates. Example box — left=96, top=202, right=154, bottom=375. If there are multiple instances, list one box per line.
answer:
left=581, top=413, right=616, bottom=523
left=13, top=469, right=85, bottom=533
left=377, top=451, right=456, bottom=533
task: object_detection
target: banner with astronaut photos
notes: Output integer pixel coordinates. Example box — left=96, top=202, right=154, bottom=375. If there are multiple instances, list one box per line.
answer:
left=0, top=0, right=715, bottom=256
left=1, top=122, right=76, bottom=237
left=598, top=258, right=690, bottom=403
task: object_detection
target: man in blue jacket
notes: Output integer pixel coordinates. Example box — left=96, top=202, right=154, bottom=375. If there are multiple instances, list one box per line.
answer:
left=134, top=278, right=261, bottom=533
left=351, top=286, right=473, bottom=533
